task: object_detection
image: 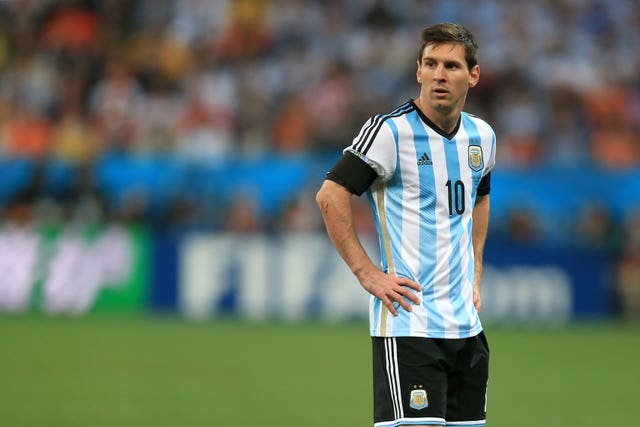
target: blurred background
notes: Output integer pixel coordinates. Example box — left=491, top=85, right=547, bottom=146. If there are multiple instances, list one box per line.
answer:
left=1, top=0, right=639, bottom=323
left=1, top=1, right=639, bottom=426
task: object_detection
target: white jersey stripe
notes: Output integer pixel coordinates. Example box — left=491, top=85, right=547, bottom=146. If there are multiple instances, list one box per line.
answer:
left=391, top=339, right=403, bottom=419
left=375, top=417, right=446, bottom=426
left=446, top=421, right=486, bottom=426
left=384, top=338, right=403, bottom=420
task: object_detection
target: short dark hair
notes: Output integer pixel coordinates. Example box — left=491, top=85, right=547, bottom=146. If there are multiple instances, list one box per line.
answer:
left=418, top=23, right=478, bottom=69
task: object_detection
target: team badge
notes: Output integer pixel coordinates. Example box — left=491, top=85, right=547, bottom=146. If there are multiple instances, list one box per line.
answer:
left=409, top=388, right=428, bottom=410
left=468, top=146, right=484, bottom=172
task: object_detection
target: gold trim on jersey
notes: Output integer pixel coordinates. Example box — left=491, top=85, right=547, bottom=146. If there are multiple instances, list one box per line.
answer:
left=376, top=188, right=394, bottom=336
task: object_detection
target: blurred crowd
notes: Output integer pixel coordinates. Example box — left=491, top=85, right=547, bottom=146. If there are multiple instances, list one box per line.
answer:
left=0, top=1, right=639, bottom=316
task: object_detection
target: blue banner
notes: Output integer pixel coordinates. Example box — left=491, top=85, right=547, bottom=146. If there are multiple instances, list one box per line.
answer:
left=174, top=233, right=615, bottom=324
left=482, top=239, right=614, bottom=322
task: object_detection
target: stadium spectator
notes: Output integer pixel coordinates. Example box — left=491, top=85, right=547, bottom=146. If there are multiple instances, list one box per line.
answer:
left=40, top=0, right=100, bottom=54
left=574, top=203, right=620, bottom=250
left=306, top=61, right=358, bottom=152
left=175, top=90, right=234, bottom=165
left=2, top=102, right=52, bottom=159
left=224, top=195, right=263, bottom=233
left=277, top=192, right=323, bottom=232
left=88, top=57, right=142, bottom=154
left=271, top=93, right=311, bottom=153
left=541, top=85, right=591, bottom=167
left=50, top=104, right=100, bottom=166
left=215, top=0, right=273, bottom=61
left=133, top=74, right=181, bottom=156
left=0, top=0, right=638, bottom=256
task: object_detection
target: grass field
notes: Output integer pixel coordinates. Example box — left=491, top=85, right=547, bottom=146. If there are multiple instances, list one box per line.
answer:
left=0, top=315, right=638, bottom=426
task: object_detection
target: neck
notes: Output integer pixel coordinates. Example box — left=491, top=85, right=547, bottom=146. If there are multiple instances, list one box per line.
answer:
left=414, top=97, right=461, bottom=135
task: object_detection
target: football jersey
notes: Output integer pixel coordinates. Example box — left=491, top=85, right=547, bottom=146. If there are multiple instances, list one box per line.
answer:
left=346, top=100, right=496, bottom=339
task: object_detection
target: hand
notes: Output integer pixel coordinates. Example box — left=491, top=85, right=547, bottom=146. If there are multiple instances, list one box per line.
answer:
left=473, top=286, right=482, bottom=313
left=357, top=269, right=422, bottom=316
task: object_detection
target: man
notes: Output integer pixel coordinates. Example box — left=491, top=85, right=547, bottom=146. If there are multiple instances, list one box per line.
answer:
left=316, top=23, right=496, bottom=427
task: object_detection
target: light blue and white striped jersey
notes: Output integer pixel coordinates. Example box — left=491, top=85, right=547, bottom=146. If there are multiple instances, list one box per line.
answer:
left=347, top=100, right=496, bottom=339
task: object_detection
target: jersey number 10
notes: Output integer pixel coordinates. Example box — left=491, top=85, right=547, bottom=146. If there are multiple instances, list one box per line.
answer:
left=446, top=179, right=465, bottom=215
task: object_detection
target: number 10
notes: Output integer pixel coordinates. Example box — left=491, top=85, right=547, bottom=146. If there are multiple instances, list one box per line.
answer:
left=446, top=180, right=465, bottom=215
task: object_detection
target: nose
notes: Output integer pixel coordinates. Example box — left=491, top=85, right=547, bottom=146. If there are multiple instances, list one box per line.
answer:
left=433, top=64, right=446, bottom=81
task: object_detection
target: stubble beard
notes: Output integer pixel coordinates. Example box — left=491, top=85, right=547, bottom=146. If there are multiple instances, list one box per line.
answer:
left=433, top=102, right=454, bottom=116
left=431, top=92, right=467, bottom=118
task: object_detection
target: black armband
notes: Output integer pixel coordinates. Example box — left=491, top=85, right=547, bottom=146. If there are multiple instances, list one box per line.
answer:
left=477, top=172, right=491, bottom=196
left=326, top=151, right=378, bottom=196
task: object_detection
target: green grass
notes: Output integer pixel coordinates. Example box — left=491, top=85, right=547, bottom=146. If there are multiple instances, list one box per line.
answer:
left=0, top=316, right=638, bottom=426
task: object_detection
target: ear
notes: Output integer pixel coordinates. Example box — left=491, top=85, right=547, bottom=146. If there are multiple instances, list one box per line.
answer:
left=468, top=64, right=480, bottom=88
left=416, top=60, right=421, bottom=84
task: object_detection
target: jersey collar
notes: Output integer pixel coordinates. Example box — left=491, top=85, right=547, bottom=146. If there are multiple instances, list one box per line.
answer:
left=410, top=99, right=461, bottom=140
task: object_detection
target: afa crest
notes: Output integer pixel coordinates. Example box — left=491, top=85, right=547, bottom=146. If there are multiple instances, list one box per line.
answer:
left=409, top=388, right=428, bottom=410
left=468, top=146, right=484, bottom=172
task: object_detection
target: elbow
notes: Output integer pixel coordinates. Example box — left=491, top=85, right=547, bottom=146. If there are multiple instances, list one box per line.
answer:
left=316, top=180, right=350, bottom=215
left=316, top=186, right=330, bottom=213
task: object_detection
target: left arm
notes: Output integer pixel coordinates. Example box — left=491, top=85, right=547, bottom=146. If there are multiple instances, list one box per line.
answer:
left=472, top=194, right=490, bottom=312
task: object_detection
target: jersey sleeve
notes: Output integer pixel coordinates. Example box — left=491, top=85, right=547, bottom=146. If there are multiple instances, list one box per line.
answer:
left=326, top=151, right=378, bottom=196
left=477, top=172, right=491, bottom=196
left=344, top=115, right=397, bottom=182
left=483, top=127, right=497, bottom=177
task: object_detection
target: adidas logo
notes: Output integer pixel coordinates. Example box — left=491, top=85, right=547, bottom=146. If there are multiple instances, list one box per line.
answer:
left=417, top=152, right=432, bottom=166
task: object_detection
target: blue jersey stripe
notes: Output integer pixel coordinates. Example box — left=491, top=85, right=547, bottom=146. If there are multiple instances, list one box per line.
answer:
left=407, top=110, right=444, bottom=335
left=443, top=134, right=471, bottom=335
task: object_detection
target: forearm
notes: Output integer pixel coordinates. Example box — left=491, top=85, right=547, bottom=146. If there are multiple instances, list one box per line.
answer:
left=472, top=194, right=490, bottom=288
left=316, top=180, right=377, bottom=279
left=316, top=180, right=421, bottom=315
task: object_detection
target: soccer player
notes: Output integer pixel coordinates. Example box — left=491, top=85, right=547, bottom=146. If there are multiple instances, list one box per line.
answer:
left=316, top=23, right=495, bottom=427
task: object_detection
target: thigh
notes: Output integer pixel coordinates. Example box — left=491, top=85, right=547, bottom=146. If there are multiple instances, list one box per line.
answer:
left=446, top=331, right=490, bottom=424
left=372, top=337, right=449, bottom=426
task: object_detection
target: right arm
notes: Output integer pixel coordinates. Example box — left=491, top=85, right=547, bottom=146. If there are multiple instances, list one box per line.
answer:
left=315, top=180, right=421, bottom=316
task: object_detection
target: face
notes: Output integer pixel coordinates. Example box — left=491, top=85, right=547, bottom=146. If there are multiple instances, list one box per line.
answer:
left=416, top=42, right=479, bottom=119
